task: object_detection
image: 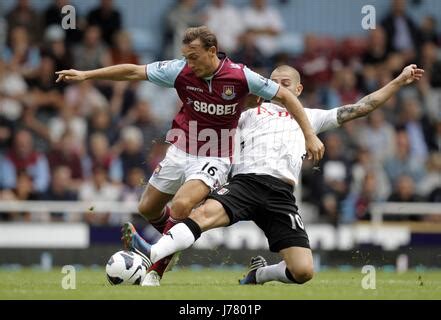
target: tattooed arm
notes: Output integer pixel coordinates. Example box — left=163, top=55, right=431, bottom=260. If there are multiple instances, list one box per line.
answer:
left=336, top=64, right=424, bottom=125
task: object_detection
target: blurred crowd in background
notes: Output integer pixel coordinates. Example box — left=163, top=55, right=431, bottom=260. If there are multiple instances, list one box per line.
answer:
left=0, top=0, right=439, bottom=225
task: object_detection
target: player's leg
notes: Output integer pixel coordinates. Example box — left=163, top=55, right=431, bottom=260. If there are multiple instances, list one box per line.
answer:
left=239, top=175, right=313, bottom=285
left=245, top=247, right=313, bottom=285
left=139, top=144, right=185, bottom=233
left=148, top=199, right=231, bottom=263
left=147, top=179, right=211, bottom=278
left=279, top=246, right=314, bottom=283
left=122, top=198, right=230, bottom=264
left=137, top=183, right=174, bottom=233
left=148, top=155, right=231, bottom=277
left=124, top=174, right=260, bottom=265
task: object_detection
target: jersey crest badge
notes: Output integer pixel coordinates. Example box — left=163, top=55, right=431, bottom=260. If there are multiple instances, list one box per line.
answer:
left=222, top=85, right=236, bottom=100
left=153, top=164, right=162, bottom=175
left=216, top=187, right=230, bottom=195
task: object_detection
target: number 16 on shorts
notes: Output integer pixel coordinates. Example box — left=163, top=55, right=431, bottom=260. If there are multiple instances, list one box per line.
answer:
left=201, top=162, right=219, bottom=176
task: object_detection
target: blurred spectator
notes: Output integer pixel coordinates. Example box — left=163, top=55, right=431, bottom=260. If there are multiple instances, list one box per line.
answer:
left=204, top=0, right=244, bottom=53
left=399, top=98, right=429, bottom=161
left=64, top=81, right=109, bottom=118
left=83, top=132, right=122, bottom=183
left=313, top=133, right=352, bottom=225
left=40, top=166, right=78, bottom=221
left=231, top=30, right=271, bottom=73
left=24, top=54, right=64, bottom=112
left=87, top=0, right=122, bottom=46
left=121, top=100, right=163, bottom=154
left=242, top=0, right=284, bottom=57
left=116, top=167, right=146, bottom=225
left=0, top=116, right=13, bottom=152
left=0, top=153, right=12, bottom=189
left=333, top=67, right=362, bottom=105
left=384, top=129, right=426, bottom=184
left=47, top=131, right=84, bottom=187
left=79, top=165, right=121, bottom=225
left=419, top=41, right=441, bottom=89
left=88, top=108, right=119, bottom=145
left=163, top=0, right=203, bottom=59
left=2, top=25, right=41, bottom=75
left=387, top=175, right=424, bottom=220
left=350, top=147, right=391, bottom=200
left=41, top=25, right=73, bottom=71
left=417, top=153, right=441, bottom=200
left=1, top=172, right=39, bottom=221
left=381, top=0, right=421, bottom=61
left=362, top=27, right=389, bottom=67
left=48, top=104, right=87, bottom=145
left=0, top=57, right=28, bottom=124
left=111, top=30, right=139, bottom=65
left=293, top=34, right=339, bottom=91
left=342, top=171, right=381, bottom=222
left=6, top=0, right=42, bottom=44
left=73, top=25, right=111, bottom=70
left=115, top=126, right=148, bottom=184
left=0, top=129, right=50, bottom=193
left=355, top=109, right=396, bottom=164
left=419, top=15, right=439, bottom=45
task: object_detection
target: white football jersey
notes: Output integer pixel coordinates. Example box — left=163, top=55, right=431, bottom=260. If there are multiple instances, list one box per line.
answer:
left=231, top=102, right=340, bottom=185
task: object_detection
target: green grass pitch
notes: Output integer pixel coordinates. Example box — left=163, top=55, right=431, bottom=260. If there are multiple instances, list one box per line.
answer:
left=0, top=268, right=440, bottom=300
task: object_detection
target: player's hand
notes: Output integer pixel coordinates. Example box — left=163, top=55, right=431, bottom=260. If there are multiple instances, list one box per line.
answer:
left=55, top=69, right=87, bottom=83
left=304, top=134, right=325, bottom=164
left=396, top=64, right=424, bottom=86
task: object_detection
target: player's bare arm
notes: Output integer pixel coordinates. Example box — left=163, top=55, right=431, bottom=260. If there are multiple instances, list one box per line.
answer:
left=55, top=64, right=147, bottom=83
left=336, top=64, right=424, bottom=124
left=273, top=86, right=325, bottom=162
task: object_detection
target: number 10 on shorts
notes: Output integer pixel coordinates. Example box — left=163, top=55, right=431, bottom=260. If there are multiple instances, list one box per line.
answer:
left=288, top=213, right=305, bottom=230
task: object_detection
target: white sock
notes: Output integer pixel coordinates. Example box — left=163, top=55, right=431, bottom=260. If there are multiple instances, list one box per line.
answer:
left=256, top=261, right=294, bottom=284
left=150, top=223, right=196, bottom=263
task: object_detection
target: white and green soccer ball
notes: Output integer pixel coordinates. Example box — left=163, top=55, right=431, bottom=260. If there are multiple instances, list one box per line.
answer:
left=106, top=250, right=147, bottom=285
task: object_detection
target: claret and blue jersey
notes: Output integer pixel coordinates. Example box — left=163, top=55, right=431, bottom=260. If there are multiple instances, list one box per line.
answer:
left=146, top=53, right=280, bottom=157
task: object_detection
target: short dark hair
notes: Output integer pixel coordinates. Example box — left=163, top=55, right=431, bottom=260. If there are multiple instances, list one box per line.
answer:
left=182, top=26, right=218, bottom=50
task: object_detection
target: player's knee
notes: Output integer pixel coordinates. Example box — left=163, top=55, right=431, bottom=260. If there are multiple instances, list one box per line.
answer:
left=137, top=197, right=152, bottom=218
left=189, top=207, right=209, bottom=229
left=170, top=197, right=193, bottom=220
left=287, top=265, right=314, bottom=284
left=137, top=196, right=160, bottom=220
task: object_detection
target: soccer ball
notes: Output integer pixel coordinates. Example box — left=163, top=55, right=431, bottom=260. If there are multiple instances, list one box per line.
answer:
left=106, top=250, right=147, bottom=285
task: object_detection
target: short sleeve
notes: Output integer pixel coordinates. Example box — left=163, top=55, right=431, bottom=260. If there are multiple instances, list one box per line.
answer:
left=146, top=59, right=186, bottom=88
left=306, top=108, right=340, bottom=134
left=243, top=67, right=280, bottom=101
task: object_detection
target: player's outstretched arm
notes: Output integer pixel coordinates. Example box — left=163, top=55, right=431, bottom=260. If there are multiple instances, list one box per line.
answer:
left=274, top=86, right=325, bottom=162
left=336, top=64, right=424, bottom=124
left=55, top=64, right=147, bottom=83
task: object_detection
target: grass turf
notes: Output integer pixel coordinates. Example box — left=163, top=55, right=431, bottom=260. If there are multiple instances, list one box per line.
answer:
left=0, top=268, right=440, bottom=300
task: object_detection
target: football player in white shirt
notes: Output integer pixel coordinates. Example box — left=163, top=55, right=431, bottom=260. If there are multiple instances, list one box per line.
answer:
left=126, top=64, right=423, bottom=285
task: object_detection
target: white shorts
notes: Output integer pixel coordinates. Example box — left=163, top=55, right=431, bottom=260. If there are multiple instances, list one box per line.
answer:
left=148, top=144, right=231, bottom=195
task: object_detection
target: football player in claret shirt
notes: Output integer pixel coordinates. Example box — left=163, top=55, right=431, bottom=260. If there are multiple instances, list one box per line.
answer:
left=56, top=26, right=324, bottom=285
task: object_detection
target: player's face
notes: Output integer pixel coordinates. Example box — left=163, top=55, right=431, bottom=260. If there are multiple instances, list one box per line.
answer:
left=182, top=39, right=216, bottom=78
left=271, top=71, right=303, bottom=97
